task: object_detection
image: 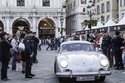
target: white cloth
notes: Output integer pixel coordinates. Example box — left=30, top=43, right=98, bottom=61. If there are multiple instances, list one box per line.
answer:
left=98, top=37, right=103, bottom=47
left=18, top=42, right=25, bottom=50
left=38, top=39, right=41, bottom=45
left=122, top=51, right=125, bottom=64
left=11, top=38, right=18, bottom=52
left=18, top=38, right=25, bottom=50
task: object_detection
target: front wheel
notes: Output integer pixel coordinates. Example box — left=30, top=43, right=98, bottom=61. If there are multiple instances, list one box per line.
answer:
left=58, top=77, right=65, bottom=82
left=99, top=76, right=106, bottom=81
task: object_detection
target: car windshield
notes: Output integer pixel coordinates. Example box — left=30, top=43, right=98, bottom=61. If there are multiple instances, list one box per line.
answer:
left=61, top=43, right=94, bottom=52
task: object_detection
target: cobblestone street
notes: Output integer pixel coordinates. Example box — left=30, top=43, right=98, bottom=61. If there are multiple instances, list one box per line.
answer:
left=0, top=45, right=125, bottom=83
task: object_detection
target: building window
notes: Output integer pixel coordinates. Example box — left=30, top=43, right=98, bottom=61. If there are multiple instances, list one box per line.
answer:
left=124, top=0, right=125, bottom=6
left=68, top=5, right=70, bottom=10
left=106, top=1, right=110, bottom=12
left=122, top=13, right=124, bottom=18
left=17, top=0, right=25, bottom=6
left=107, top=15, right=110, bottom=21
left=120, top=0, right=123, bottom=7
left=97, top=18, right=99, bottom=21
left=73, top=1, right=76, bottom=7
left=101, top=3, right=105, bottom=13
left=81, top=0, right=86, bottom=4
left=43, top=0, right=50, bottom=6
left=97, top=5, right=100, bottom=15
left=83, top=8, right=86, bottom=12
left=69, top=3, right=72, bottom=9
left=101, top=16, right=105, bottom=22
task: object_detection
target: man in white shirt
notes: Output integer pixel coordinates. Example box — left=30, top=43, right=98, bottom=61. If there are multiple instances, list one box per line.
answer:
left=11, top=35, right=18, bottom=71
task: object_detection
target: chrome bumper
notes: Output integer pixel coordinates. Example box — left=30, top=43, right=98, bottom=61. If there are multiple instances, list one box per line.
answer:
left=56, top=71, right=111, bottom=78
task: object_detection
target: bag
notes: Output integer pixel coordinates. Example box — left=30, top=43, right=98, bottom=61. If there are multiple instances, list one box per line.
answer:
left=16, top=51, right=22, bottom=62
left=18, top=42, right=25, bottom=50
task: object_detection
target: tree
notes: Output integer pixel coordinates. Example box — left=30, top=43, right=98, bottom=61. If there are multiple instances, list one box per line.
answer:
left=82, top=20, right=97, bottom=26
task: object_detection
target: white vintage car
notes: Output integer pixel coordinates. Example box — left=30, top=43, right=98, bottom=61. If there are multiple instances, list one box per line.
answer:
left=54, top=41, right=111, bottom=82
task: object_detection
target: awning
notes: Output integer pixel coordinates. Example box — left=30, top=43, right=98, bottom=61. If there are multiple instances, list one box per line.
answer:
left=105, top=19, right=116, bottom=26
left=117, top=15, right=125, bottom=25
left=97, top=21, right=103, bottom=27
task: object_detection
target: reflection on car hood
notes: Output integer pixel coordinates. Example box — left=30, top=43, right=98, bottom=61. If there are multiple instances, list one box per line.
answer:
left=61, top=51, right=99, bottom=66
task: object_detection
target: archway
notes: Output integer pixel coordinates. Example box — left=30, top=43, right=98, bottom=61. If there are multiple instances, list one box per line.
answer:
left=12, top=18, right=30, bottom=34
left=38, top=18, right=55, bottom=38
left=0, top=21, right=4, bottom=32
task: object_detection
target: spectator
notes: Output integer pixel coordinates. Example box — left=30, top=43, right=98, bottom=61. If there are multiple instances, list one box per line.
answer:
left=38, top=38, right=42, bottom=51
left=23, top=31, right=35, bottom=78
left=19, top=33, right=26, bottom=73
left=32, top=32, right=39, bottom=63
left=122, top=34, right=125, bottom=66
left=0, top=32, right=12, bottom=81
left=101, top=31, right=112, bottom=67
left=112, top=31, right=124, bottom=70
left=46, top=38, right=52, bottom=50
left=11, top=35, right=18, bottom=71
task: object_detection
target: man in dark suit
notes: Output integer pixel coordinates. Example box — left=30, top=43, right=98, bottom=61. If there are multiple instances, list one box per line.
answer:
left=101, top=31, right=112, bottom=67
left=112, top=31, right=124, bottom=70
left=32, top=32, right=39, bottom=63
left=0, top=32, right=12, bottom=81
left=23, top=31, right=35, bottom=78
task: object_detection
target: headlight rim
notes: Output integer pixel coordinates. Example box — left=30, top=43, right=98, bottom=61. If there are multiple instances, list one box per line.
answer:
left=100, top=59, right=109, bottom=67
left=60, top=60, right=68, bottom=68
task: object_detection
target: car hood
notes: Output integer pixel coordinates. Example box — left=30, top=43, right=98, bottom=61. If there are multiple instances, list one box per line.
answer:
left=61, top=51, right=99, bottom=66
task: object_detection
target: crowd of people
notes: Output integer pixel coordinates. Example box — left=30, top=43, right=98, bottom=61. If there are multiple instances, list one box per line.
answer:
left=0, top=30, right=39, bottom=81
left=45, top=37, right=65, bottom=51
left=86, top=30, right=125, bottom=70
left=0, top=30, right=67, bottom=81
left=1, top=29, right=125, bottom=81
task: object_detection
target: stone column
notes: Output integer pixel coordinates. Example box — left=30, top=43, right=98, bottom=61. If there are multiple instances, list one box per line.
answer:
left=6, top=17, right=10, bottom=33
left=63, top=18, right=66, bottom=37
left=9, top=27, right=12, bottom=34
left=33, top=17, right=36, bottom=32
left=56, top=18, right=61, bottom=38
left=36, top=27, right=39, bottom=37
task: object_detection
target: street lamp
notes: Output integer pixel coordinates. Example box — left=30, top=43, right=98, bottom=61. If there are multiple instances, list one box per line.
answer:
left=87, top=0, right=95, bottom=33
left=60, top=9, right=64, bottom=37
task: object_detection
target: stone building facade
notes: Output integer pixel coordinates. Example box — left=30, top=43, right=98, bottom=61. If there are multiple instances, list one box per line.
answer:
left=65, top=0, right=88, bottom=36
left=0, top=0, right=66, bottom=38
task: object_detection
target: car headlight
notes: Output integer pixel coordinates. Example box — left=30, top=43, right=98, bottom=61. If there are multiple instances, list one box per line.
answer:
left=60, top=60, right=68, bottom=68
left=100, top=59, right=109, bottom=67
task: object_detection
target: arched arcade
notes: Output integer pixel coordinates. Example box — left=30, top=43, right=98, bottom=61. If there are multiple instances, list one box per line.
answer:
left=38, top=18, right=56, bottom=38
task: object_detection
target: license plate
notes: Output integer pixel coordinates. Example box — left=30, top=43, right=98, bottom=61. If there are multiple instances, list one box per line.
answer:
left=76, top=76, right=95, bottom=81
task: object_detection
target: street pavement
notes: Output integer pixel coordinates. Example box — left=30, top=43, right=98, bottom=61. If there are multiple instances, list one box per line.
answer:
left=0, top=45, right=125, bottom=83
